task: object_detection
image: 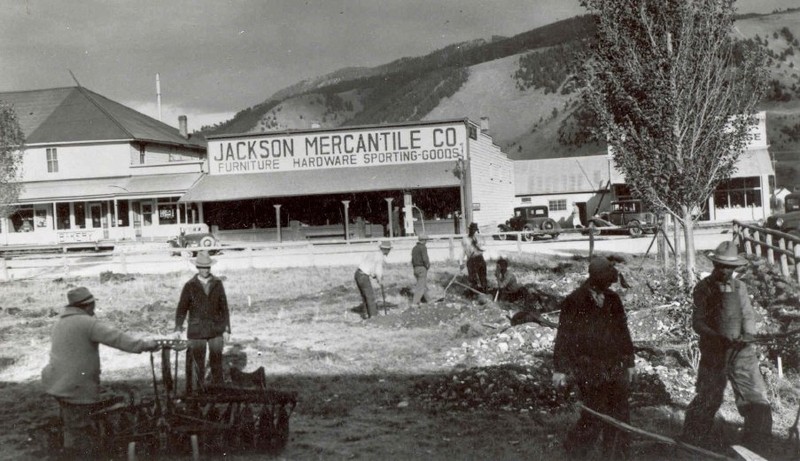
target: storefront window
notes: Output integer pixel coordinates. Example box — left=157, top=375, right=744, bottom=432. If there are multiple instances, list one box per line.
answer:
left=158, top=204, right=177, bottom=225
left=10, top=207, right=34, bottom=233
left=714, top=176, right=762, bottom=209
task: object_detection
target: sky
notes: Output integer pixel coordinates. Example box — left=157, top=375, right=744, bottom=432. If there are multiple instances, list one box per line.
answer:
left=2, top=0, right=798, bottom=131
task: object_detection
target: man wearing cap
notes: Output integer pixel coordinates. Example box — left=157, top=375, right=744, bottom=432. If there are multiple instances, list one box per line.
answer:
left=42, top=286, right=160, bottom=456
left=461, top=222, right=487, bottom=293
left=174, top=251, right=231, bottom=394
left=494, top=257, right=527, bottom=303
left=411, top=234, right=431, bottom=308
left=355, top=240, right=392, bottom=319
left=552, top=256, right=634, bottom=459
left=681, top=241, right=772, bottom=451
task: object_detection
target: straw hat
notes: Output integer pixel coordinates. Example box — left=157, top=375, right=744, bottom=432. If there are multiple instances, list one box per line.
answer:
left=379, top=240, right=392, bottom=250
left=417, top=233, right=430, bottom=242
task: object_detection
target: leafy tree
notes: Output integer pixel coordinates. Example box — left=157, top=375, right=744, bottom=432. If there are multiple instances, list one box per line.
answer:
left=579, top=0, right=766, bottom=278
left=0, top=101, right=24, bottom=221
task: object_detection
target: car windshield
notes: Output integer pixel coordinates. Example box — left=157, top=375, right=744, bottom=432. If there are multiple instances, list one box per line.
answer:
left=786, top=196, right=800, bottom=212
left=612, top=201, right=640, bottom=213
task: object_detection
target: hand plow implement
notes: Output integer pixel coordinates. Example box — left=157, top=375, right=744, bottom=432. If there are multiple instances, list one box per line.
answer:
left=85, top=338, right=298, bottom=460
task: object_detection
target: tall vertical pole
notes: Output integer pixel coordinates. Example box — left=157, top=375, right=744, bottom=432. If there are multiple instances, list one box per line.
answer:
left=274, top=204, right=282, bottom=242
left=342, top=201, right=350, bottom=242
left=156, top=73, right=162, bottom=121
left=385, top=198, right=394, bottom=238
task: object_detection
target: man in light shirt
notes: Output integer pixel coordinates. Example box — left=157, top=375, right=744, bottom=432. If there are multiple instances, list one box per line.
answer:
left=355, top=240, right=392, bottom=319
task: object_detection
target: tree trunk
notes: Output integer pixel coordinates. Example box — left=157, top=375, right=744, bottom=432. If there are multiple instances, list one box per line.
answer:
left=673, top=215, right=681, bottom=275
left=658, top=215, right=667, bottom=269
left=682, top=208, right=696, bottom=282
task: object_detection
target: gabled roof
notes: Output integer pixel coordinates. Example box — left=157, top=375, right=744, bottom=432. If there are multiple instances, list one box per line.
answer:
left=0, top=86, right=205, bottom=148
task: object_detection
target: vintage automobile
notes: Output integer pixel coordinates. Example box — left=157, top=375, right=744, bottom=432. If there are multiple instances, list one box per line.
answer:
left=167, top=225, right=219, bottom=256
left=498, top=205, right=560, bottom=241
left=765, top=193, right=800, bottom=236
left=592, top=200, right=657, bottom=237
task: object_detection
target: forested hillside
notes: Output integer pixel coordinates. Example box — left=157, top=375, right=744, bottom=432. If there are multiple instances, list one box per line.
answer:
left=201, top=8, right=800, bottom=185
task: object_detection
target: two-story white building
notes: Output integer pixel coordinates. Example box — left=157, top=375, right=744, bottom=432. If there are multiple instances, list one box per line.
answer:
left=1, top=86, right=207, bottom=245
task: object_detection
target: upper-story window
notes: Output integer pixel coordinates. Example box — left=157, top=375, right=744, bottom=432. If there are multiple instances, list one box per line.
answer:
left=139, top=144, right=146, bottom=164
left=46, top=148, right=58, bottom=173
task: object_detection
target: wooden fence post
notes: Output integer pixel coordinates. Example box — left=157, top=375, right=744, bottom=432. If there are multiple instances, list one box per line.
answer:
left=448, top=237, right=454, bottom=262
left=62, top=254, right=69, bottom=276
left=794, top=244, right=800, bottom=285
left=753, top=230, right=762, bottom=258
left=516, top=234, right=521, bottom=255
left=766, top=234, right=774, bottom=266
left=743, top=227, right=752, bottom=257
left=2, top=258, right=8, bottom=281
left=778, top=237, right=789, bottom=278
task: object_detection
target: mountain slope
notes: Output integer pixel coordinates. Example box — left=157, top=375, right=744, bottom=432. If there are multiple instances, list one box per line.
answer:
left=202, top=9, right=800, bottom=185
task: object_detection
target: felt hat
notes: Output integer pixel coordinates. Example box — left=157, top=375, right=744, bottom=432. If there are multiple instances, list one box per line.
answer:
left=707, top=241, right=747, bottom=267
left=66, top=286, right=95, bottom=307
left=192, top=251, right=216, bottom=268
left=379, top=240, right=392, bottom=250
left=417, top=233, right=430, bottom=242
left=468, top=222, right=479, bottom=231
left=588, top=256, right=619, bottom=284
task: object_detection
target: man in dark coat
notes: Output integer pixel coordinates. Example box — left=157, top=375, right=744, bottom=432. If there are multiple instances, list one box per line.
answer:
left=174, top=251, right=231, bottom=394
left=461, top=222, right=487, bottom=293
left=681, top=241, right=772, bottom=451
left=411, top=234, right=431, bottom=307
left=552, top=256, right=634, bottom=459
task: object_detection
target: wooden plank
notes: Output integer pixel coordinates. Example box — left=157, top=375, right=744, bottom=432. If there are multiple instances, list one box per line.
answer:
left=730, top=445, right=768, bottom=461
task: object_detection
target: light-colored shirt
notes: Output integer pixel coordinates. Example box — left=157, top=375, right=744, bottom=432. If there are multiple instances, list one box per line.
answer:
left=358, top=250, right=387, bottom=283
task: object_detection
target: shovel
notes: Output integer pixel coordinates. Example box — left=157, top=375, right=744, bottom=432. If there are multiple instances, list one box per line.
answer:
left=436, top=271, right=460, bottom=302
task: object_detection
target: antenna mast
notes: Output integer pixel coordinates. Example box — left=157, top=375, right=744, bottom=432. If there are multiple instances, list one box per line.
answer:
left=68, top=69, right=82, bottom=87
left=156, top=73, right=162, bottom=121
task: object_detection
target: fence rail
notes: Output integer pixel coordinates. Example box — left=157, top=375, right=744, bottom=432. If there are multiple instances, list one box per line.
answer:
left=733, top=220, right=800, bottom=284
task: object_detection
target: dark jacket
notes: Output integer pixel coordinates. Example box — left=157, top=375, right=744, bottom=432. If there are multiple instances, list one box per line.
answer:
left=411, top=242, right=430, bottom=269
left=175, top=275, right=230, bottom=339
left=553, top=281, right=635, bottom=381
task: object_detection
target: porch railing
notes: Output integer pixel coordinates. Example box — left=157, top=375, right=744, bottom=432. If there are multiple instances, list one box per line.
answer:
left=733, top=220, right=800, bottom=284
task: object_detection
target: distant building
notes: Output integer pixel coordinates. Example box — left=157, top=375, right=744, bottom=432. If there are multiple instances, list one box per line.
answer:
left=514, top=111, right=774, bottom=226
left=180, top=118, right=514, bottom=238
left=1, top=86, right=207, bottom=245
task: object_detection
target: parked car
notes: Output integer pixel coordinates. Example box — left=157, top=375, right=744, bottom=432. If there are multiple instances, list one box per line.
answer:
left=168, top=226, right=219, bottom=256
left=498, top=205, right=560, bottom=241
left=765, top=193, right=800, bottom=235
left=595, top=200, right=657, bottom=237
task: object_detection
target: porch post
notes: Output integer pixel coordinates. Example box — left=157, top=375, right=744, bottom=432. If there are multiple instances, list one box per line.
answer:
left=385, top=198, right=394, bottom=238
left=274, top=204, right=282, bottom=243
left=342, top=200, right=350, bottom=242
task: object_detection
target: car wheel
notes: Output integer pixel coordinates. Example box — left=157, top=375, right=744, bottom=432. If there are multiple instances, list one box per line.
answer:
left=522, top=225, right=535, bottom=242
left=628, top=220, right=643, bottom=238
left=542, top=219, right=556, bottom=231
left=200, top=236, right=216, bottom=247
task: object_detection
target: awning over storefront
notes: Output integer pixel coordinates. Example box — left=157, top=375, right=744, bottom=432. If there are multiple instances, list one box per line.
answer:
left=180, top=163, right=461, bottom=203
left=733, top=148, right=774, bottom=177
left=17, top=172, right=203, bottom=204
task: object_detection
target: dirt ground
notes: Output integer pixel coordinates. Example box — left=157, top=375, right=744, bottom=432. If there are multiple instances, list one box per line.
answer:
left=0, top=252, right=798, bottom=460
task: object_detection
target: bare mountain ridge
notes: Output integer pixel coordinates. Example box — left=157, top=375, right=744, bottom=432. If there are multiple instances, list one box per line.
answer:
left=203, top=9, right=800, bottom=182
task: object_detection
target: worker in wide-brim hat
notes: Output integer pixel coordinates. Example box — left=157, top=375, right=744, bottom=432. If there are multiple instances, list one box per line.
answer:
left=42, top=287, right=160, bottom=456
left=355, top=240, right=392, bottom=319
left=174, top=250, right=230, bottom=394
left=682, top=241, right=772, bottom=451
left=410, top=234, right=431, bottom=307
